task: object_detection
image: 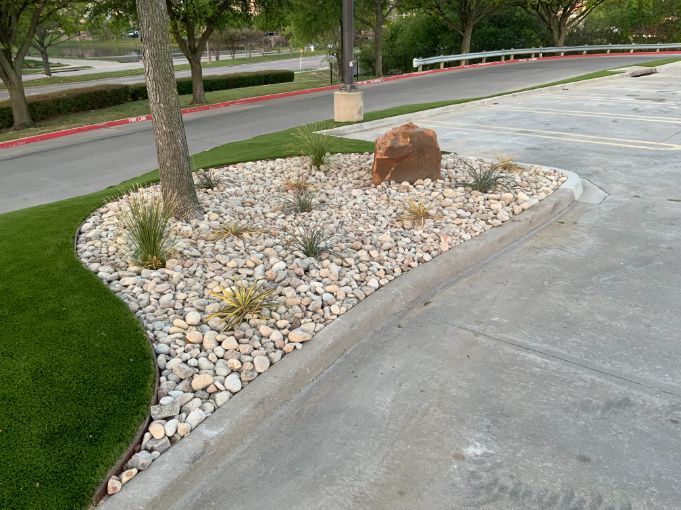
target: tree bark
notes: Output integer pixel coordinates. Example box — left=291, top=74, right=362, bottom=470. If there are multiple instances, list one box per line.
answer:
left=5, top=70, right=33, bottom=129
left=188, top=56, right=205, bottom=103
left=39, top=48, right=51, bottom=76
left=552, top=24, right=567, bottom=46
left=374, top=0, right=384, bottom=77
left=460, top=24, right=474, bottom=65
left=136, top=0, right=202, bottom=220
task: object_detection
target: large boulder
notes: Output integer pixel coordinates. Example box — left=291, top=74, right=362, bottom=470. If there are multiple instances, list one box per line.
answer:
left=371, top=122, right=442, bottom=185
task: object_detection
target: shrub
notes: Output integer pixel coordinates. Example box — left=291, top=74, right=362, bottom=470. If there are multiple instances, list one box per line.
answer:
left=289, top=225, right=336, bottom=259
left=293, top=122, right=331, bottom=169
left=286, top=190, right=315, bottom=213
left=118, top=191, right=177, bottom=270
left=284, top=170, right=310, bottom=192
left=402, top=200, right=436, bottom=226
left=457, top=157, right=515, bottom=193
left=208, top=281, right=276, bottom=332
left=194, top=169, right=222, bottom=190
left=0, top=85, right=131, bottom=129
left=0, top=70, right=295, bottom=129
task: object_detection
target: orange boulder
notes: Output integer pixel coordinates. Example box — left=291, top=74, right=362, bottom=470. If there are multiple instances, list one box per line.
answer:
left=371, top=122, right=442, bottom=185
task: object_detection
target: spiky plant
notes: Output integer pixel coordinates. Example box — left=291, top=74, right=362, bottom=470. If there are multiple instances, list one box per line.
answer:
left=194, top=169, right=222, bottom=190
left=457, top=157, right=516, bottom=193
left=494, top=155, right=522, bottom=173
left=293, top=122, right=331, bottom=170
left=402, top=200, right=436, bottom=226
left=288, top=225, right=335, bottom=259
left=210, top=222, right=260, bottom=240
left=208, top=281, right=276, bottom=332
left=119, top=191, right=177, bottom=269
left=286, top=190, right=315, bottom=214
left=284, top=170, right=310, bottom=192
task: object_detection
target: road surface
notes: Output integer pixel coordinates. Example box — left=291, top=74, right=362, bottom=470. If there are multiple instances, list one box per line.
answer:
left=0, top=55, right=671, bottom=213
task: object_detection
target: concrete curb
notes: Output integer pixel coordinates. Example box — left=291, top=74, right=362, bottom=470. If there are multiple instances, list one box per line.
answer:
left=98, top=172, right=579, bottom=509
left=4, top=52, right=679, bottom=151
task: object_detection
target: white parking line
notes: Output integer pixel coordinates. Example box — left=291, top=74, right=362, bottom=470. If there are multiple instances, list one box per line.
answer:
left=423, top=120, right=681, bottom=150
left=489, top=105, right=681, bottom=124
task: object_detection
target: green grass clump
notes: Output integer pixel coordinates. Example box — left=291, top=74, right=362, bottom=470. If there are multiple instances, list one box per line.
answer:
left=293, top=122, right=332, bottom=169
left=457, top=157, right=516, bottom=193
left=194, top=169, right=223, bottom=190
left=286, top=190, right=315, bottom=214
left=119, top=191, right=177, bottom=269
left=210, top=222, right=259, bottom=239
left=208, top=281, right=276, bottom=332
left=289, top=225, right=336, bottom=259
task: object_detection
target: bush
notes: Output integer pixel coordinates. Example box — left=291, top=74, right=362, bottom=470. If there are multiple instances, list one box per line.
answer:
left=293, top=122, right=331, bottom=169
left=0, top=70, right=295, bottom=129
left=208, top=281, right=276, bottom=332
left=0, top=85, right=131, bottom=129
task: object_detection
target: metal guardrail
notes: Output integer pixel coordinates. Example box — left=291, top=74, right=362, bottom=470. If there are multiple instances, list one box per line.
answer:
left=413, top=43, right=681, bottom=70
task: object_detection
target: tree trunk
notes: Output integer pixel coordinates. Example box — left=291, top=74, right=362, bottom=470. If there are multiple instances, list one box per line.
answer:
left=39, top=48, right=51, bottom=76
left=188, top=56, right=205, bottom=104
left=374, top=0, right=384, bottom=77
left=552, top=24, right=567, bottom=46
left=5, top=69, right=33, bottom=130
left=136, top=0, right=202, bottom=220
left=460, top=23, right=473, bottom=65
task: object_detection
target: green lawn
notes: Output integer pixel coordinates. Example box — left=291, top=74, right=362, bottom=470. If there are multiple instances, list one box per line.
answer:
left=9, top=51, right=319, bottom=90
left=0, top=67, right=637, bottom=509
left=0, top=71, right=329, bottom=143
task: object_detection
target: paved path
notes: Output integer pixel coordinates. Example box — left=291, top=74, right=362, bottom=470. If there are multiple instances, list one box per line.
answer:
left=4, top=55, right=326, bottom=100
left=142, top=68, right=681, bottom=508
left=0, top=55, right=670, bottom=214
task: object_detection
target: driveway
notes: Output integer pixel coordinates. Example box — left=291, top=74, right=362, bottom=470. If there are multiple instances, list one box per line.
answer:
left=123, top=67, right=681, bottom=508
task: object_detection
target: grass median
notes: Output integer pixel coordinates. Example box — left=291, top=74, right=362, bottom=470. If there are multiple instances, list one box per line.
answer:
left=0, top=70, right=329, bottom=143
left=0, top=66, right=643, bottom=508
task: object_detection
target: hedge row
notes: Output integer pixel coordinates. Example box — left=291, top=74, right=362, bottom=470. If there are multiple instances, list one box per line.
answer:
left=0, top=70, right=295, bottom=129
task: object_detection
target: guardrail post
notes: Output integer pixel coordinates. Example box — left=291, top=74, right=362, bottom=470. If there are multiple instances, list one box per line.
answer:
left=539, top=52, right=543, bottom=57
left=481, top=57, right=486, bottom=63
left=418, top=65, right=422, bottom=72
left=582, top=50, right=587, bottom=55
left=440, top=62, right=444, bottom=69
left=531, top=52, right=535, bottom=58
left=607, top=49, right=611, bottom=54
left=560, top=51, right=564, bottom=56
left=630, top=48, right=634, bottom=53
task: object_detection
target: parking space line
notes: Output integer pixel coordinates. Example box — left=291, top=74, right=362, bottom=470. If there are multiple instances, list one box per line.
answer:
left=423, top=120, right=681, bottom=151
left=532, top=94, right=681, bottom=107
left=490, top=105, right=681, bottom=124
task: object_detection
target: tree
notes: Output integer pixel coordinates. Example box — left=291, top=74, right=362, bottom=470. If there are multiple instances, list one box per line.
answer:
left=0, top=0, right=51, bottom=129
left=32, top=7, right=82, bottom=76
left=417, top=0, right=506, bottom=55
left=136, top=0, right=202, bottom=219
left=372, top=1, right=400, bottom=77
left=522, top=0, right=607, bottom=46
left=165, top=0, right=251, bottom=104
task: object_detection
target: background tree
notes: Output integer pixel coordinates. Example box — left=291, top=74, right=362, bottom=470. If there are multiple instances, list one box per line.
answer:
left=0, top=0, right=51, bottom=129
left=372, top=1, right=401, bottom=77
left=32, top=6, right=82, bottom=76
left=164, top=0, right=251, bottom=104
left=415, top=0, right=506, bottom=55
left=522, top=0, right=607, bottom=46
left=136, top=0, right=202, bottom=219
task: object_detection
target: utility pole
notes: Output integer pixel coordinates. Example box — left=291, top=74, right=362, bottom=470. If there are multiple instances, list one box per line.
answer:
left=333, top=0, right=364, bottom=122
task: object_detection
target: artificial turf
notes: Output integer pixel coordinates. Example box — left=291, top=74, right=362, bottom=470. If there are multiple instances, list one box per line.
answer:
left=0, top=66, right=647, bottom=508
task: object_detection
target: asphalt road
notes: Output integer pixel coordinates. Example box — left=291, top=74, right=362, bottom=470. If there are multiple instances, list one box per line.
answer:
left=0, top=55, right=670, bottom=213
left=2, top=55, right=326, bottom=100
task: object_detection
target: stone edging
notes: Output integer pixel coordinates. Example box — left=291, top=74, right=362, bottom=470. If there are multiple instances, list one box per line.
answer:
left=97, top=169, right=581, bottom=509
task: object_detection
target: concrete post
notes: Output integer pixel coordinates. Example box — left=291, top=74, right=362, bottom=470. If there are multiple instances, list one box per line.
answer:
left=334, top=0, right=363, bottom=122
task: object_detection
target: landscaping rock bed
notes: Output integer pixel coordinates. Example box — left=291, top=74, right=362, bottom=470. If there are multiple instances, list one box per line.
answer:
left=76, top=152, right=565, bottom=494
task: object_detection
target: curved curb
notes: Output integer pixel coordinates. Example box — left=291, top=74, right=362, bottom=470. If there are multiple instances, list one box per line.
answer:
left=97, top=171, right=580, bottom=509
left=72, top=216, right=160, bottom=507
left=3, top=51, right=679, bottom=151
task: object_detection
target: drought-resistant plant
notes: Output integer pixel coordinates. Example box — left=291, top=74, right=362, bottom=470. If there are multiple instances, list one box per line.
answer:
left=457, top=157, right=516, bottom=193
left=286, top=190, right=315, bottom=214
left=402, top=200, right=436, bottom=226
left=293, top=122, right=331, bottom=170
left=288, top=225, right=336, bottom=259
left=208, top=281, right=276, bottom=332
left=194, top=169, right=222, bottom=190
left=284, top=169, right=310, bottom=192
left=494, top=154, right=522, bottom=173
left=119, top=191, right=177, bottom=269
left=210, top=222, right=259, bottom=239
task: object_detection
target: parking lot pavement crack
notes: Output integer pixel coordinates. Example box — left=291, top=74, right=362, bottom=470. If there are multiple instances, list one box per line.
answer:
left=435, top=318, right=681, bottom=400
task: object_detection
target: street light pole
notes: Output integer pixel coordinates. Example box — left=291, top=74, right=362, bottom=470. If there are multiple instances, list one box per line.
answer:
left=334, top=0, right=363, bottom=121
left=342, top=0, right=355, bottom=91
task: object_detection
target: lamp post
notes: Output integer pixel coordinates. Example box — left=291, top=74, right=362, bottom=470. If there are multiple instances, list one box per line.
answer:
left=334, top=0, right=364, bottom=121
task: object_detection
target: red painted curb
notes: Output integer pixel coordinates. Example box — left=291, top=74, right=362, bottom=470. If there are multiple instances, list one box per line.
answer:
left=3, top=51, right=680, bottom=151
